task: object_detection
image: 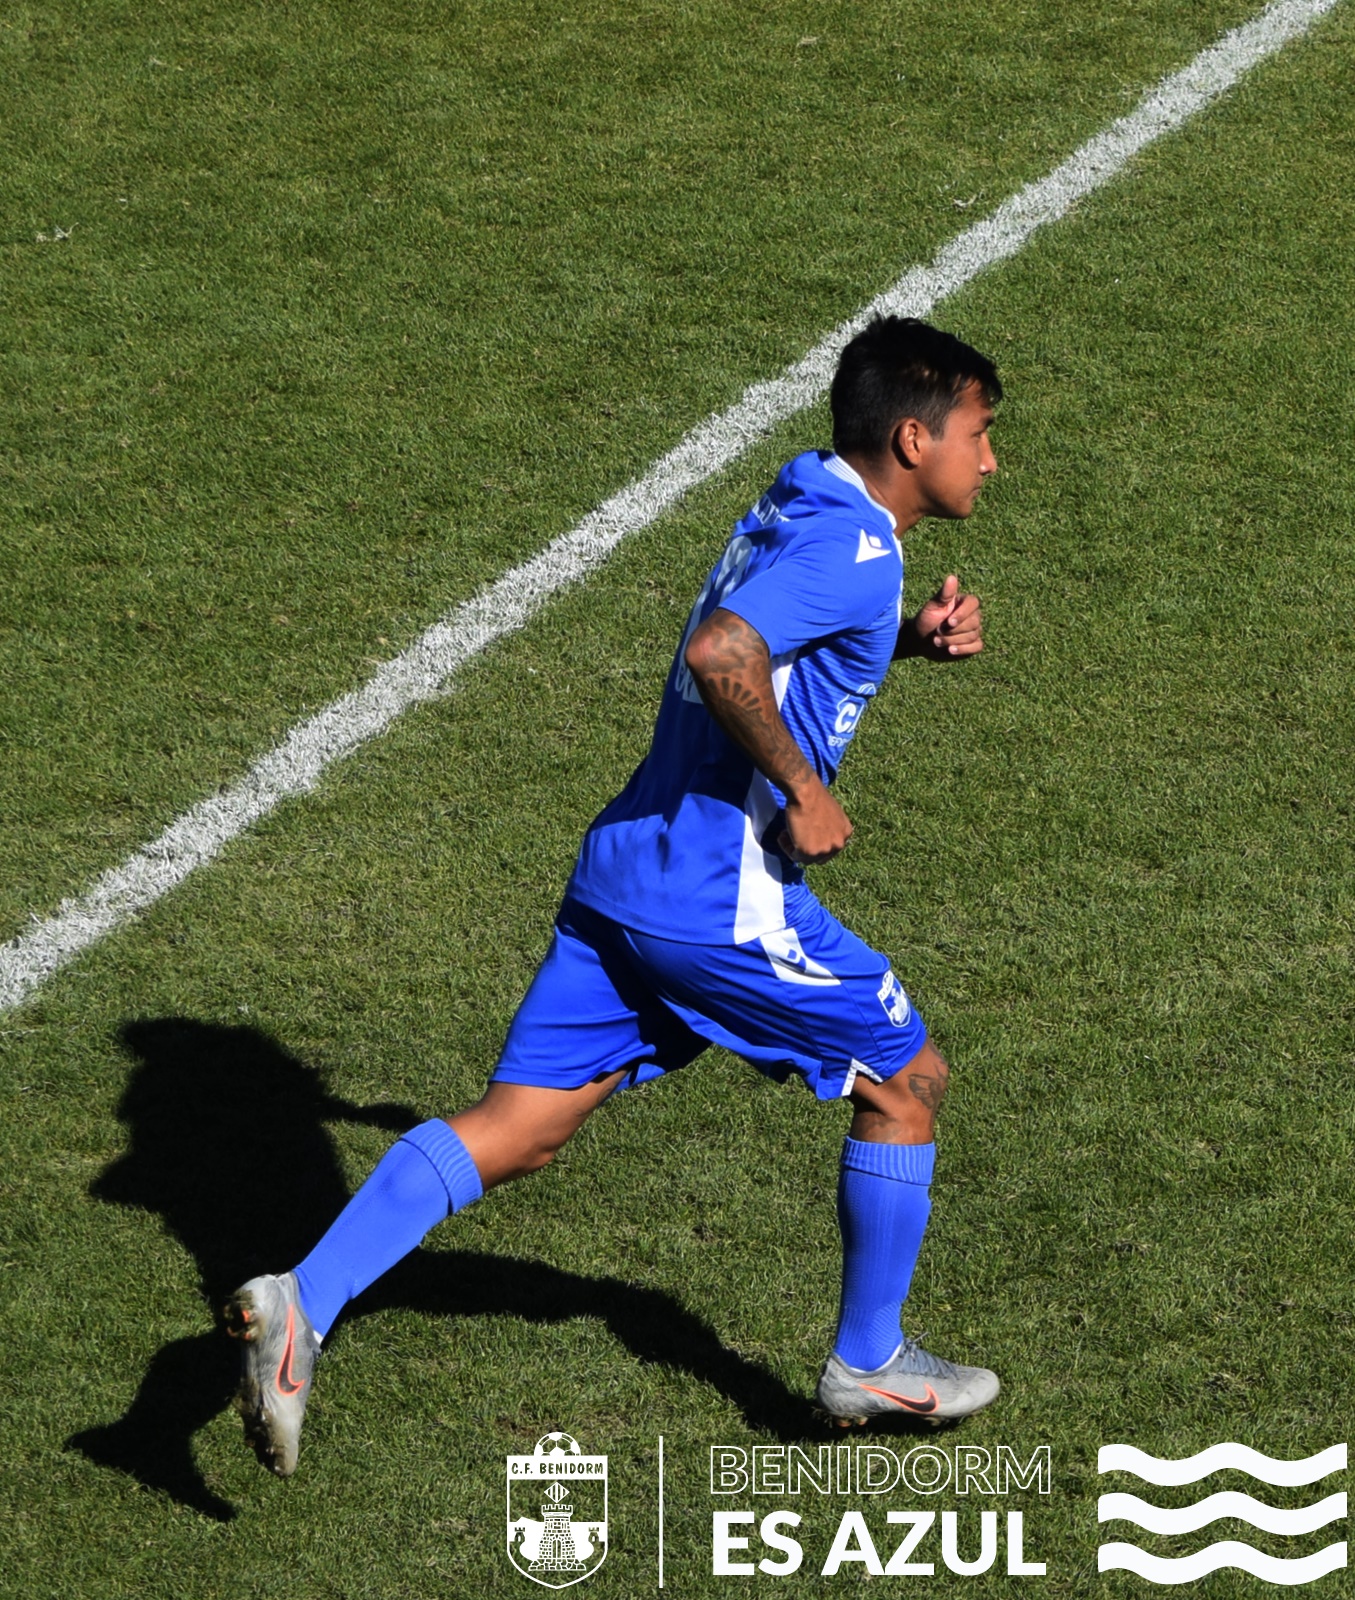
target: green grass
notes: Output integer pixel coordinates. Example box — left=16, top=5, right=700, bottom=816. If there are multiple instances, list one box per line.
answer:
left=0, top=0, right=1262, bottom=932
left=2, top=1, right=1354, bottom=1596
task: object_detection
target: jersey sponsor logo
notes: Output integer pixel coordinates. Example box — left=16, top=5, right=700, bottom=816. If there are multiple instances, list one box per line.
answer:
left=829, top=682, right=878, bottom=747
left=833, top=695, right=866, bottom=737
left=856, top=527, right=893, bottom=563
left=507, top=1432, right=609, bottom=1586
left=877, top=970, right=912, bottom=1028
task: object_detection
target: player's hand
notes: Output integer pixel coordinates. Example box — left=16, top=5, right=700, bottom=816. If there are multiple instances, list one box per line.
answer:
left=779, top=780, right=852, bottom=865
left=910, top=574, right=983, bottom=659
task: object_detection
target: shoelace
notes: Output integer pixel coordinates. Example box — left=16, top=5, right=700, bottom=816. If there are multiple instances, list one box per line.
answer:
left=894, top=1335, right=961, bottom=1379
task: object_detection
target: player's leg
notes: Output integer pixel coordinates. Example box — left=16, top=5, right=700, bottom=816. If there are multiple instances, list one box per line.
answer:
left=290, top=1073, right=629, bottom=1338
left=225, top=1072, right=624, bottom=1475
left=837, top=1039, right=945, bottom=1372
left=226, top=897, right=700, bottom=1476
left=831, top=1039, right=946, bottom=1375
left=447, top=1076, right=631, bottom=1186
left=607, top=910, right=997, bottom=1423
left=846, top=1037, right=948, bottom=1144
left=820, top=1035, right=997, bottom=1425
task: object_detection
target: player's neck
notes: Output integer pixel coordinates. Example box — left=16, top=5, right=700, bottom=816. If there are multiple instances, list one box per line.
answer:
left=837, top=451, right=925, bottom=534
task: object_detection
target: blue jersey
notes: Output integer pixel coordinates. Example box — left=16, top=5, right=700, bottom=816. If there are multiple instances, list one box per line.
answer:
left=567, top=451, right=903, bottom=944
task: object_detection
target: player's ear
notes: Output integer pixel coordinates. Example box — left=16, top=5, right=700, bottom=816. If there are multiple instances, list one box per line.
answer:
left=891, top=415, right=927, bottom=469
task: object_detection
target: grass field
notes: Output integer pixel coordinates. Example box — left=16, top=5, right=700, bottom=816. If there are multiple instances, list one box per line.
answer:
left=2, top=1, right=1352, bottom=1595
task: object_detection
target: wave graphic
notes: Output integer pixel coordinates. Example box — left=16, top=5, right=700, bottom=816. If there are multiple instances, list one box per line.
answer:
left=1099, top=1490, right=1347, bottom=1536
left=1098, top=1540, right=1347, bottom=1585
left=1098, top=1442, right=1347, bottom=1486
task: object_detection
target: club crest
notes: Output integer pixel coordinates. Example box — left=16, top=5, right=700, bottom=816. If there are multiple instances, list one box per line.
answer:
left=877, top=968, right=912, bottom=1028
left=506, top=1432, right=609, bottom=1587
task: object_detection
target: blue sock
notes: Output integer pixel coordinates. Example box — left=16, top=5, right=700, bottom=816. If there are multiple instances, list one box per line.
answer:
left=294, top=1119, right=483, bottom=1339
left=833, top=1137, right=935, bottom=1372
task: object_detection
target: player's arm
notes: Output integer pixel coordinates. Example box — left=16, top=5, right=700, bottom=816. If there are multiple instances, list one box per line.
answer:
left=895, top=573, right=984, bottom=660
left=683, top=607, right=851, bottom=864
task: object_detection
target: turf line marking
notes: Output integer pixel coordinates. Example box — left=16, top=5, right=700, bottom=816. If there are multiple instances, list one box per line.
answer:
left=0, top=0, right=1340, bottom=1014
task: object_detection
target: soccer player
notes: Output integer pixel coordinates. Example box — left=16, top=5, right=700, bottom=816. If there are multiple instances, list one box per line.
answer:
left=226, top=315, right=1002, bottom=1475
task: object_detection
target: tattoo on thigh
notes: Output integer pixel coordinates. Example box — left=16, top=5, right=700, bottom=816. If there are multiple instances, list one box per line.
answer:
left=907, top=1073, right=946, bottom=1112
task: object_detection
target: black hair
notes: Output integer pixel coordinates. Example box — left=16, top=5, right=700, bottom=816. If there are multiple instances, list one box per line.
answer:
left=830, top=316, right=1002, bottom=459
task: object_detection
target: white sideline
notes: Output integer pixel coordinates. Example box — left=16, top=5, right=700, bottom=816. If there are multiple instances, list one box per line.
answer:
left=0, top=0, right=1341, bottom=1013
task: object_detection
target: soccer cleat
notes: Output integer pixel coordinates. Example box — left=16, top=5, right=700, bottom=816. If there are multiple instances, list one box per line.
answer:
left=223, top=1271, right=319, bottom=1476
left=816, top=1337, right=999, bottom=1426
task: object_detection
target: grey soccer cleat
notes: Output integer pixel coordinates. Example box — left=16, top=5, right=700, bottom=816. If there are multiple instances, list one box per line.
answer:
left=223, top=1271, right=319, bottom=1476
left=816, top=1337, right=999, bottom=1426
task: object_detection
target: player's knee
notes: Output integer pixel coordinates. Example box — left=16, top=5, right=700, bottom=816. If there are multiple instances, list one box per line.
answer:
left=515, top=1121, right=580, bottom=1176
left=520, top=1141, right=560, bottom=1175
left=920, top=1048, right=950, bottom=1106
left=905, top=1047, right=949, bottom=1130
left=849, top=1042, right=950, bottom=1140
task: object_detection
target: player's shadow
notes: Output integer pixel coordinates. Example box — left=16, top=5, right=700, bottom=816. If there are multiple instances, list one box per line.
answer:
left=67, top=1017, right=416, bottom=1520
left=68, top=1018, right=821, bottom=1522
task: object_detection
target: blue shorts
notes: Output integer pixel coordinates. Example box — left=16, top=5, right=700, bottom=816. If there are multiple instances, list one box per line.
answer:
left=491, top=895, right=928, bottom=1102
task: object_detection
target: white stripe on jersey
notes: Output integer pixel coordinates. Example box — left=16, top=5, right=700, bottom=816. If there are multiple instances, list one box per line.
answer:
left=733, top=772, right=784, bottom=943
left=733, top=651, right=797, bottom=943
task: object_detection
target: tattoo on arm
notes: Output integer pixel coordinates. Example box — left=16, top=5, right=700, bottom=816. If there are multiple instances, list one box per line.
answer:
left=688, top=609, right=816, bottom=793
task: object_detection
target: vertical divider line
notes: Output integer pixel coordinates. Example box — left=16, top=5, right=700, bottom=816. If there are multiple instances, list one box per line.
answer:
left=658, top=1435, right=665, bottom=1588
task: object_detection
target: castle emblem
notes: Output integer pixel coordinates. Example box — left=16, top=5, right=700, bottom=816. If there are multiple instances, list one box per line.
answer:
left=506, top=1432, right=609, bottom=1587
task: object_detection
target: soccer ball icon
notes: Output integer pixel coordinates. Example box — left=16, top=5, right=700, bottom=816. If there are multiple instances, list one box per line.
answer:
left=534, top=1431, right=582, bottom=1459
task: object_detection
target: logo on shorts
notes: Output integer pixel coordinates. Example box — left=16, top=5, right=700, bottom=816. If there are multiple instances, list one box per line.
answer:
left=759, top=927, right=840, bottom=987
left=877, top=970, right=911, bottom=1028
left=507, top=1433, right=609, bottom=1587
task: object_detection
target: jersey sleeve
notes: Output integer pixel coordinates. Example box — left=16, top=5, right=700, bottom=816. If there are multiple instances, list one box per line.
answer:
left=718, top=522, right=900, bottom=656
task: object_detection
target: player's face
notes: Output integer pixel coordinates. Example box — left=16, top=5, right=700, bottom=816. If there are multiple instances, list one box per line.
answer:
left=913, top=381, right=997, bottom=519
